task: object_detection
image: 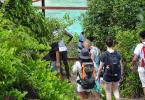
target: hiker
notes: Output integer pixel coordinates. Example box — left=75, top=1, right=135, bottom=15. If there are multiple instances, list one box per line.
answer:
left=83, top=39, right=101, bottom=98
left=58, top=29, right=73, bottom=80
left=131, top=31, right=145, bottom=97
left=97, top=36, right=123, bottom=100
left=43, top=30, right=63, bottom=79
left=48, top=42, right=62, bottom=78
left=53, top=28, right=73, bottom=80
left=72, top=48, right=97, bottom=100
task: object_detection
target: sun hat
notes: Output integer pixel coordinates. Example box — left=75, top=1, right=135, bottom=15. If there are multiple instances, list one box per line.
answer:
left=79, top=48, right=91, bottom=60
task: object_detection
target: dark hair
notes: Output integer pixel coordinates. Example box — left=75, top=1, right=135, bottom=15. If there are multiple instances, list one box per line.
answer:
left=106, top=36, right=113, bottom=47
left=139, top=31, right=145, bottom=39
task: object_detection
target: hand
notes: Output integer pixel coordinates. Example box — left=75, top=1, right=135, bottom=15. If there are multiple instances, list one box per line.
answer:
left=56, top=62, right=60, bottom=67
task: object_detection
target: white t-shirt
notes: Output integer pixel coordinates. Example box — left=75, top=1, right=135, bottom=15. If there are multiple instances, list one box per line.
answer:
left=134, top=42, right=145, bottom=72
left=58, top=39, right=67, bottom=52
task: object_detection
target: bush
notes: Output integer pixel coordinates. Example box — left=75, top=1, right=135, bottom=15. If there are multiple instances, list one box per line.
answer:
left=83, top=0, right=145, bottom=50
left=0, top=1, right=78, bottom=99
left=2, top=0, right=73, bottom=44
left=115, top=30, right=143, bottom=98
left=83, top=0, right=145, bottom=98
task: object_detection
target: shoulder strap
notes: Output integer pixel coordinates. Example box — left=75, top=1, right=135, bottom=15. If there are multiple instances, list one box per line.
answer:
left=104, top=51, right=110, bottom=57
left=77, top=63, right=85, bottom=80
left=140, top=43, right=145, bottom=67
left=141, top=43, right=145, bottom=58
left=82, top=63, right=85, bottom=80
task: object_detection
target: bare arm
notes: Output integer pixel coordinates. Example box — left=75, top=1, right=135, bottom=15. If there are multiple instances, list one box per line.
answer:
left=64, top=30, right=73, bottom=44
left=56, top=51, right=60, bottom=67
left=120, top=60, right=123, bottom=76
left=91, top=51, right=95, bottom=62
left=131, top=54, right=138, bottom=71
left=97, top=61, right=104, bottom=78
left=132, top=54, right=138, bottom=67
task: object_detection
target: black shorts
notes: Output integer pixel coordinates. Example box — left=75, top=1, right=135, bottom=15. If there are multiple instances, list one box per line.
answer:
left=60, top=51, right=68, bottom=61
left=103, top=74, right=121, bottom=82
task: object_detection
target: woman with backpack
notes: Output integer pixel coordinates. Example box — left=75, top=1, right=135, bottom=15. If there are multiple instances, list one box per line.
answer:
left=72, top=48, right=97, bottom=100
left=97, top=36, right=123, bottom=100
left=83, top=39, right=101, bottom=98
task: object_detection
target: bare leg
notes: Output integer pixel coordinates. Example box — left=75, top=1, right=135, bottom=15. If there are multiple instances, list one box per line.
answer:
left=93, top=93, right=100, bottom=100
left=63, top=60, right=70, bottom=79
left=143, top=87, right=145, bottom=97
left=105, top=82, right=112, bottom=100
left=61, top=51, right=70, bottom=80
left=112, top=82, right=120, bottom=100
left=78, top=92, right=87, bottom=100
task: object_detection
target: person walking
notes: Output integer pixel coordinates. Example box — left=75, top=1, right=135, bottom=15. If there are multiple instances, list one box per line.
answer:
left=43, top=29, right=62, bottom=80
left=58, top=29, right=73, bottom=81
left=53, top=28, right=73, bottom=80
left=72, top=48, right=97, bottom=100
left=97, top=36, right=123, bottom=100
left=83, top=39, right=101, bottom=99
left=131, top=31, right=145, bottom=97
left=48, top=42, right=62, bottom=79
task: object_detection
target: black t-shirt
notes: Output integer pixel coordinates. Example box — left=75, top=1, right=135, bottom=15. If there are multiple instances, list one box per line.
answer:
left=100, top=51, right=121, bottom=65
left=49, top=42, right=59, bottom=61
left=100, top=50, right=121, bottom=82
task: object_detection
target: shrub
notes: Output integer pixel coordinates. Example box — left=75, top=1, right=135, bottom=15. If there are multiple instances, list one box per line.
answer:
left=115, top=30, right=143, bottom=98
left=83, top=0, right=145, bottom=50
left=0, top=1, right=78, bottom=99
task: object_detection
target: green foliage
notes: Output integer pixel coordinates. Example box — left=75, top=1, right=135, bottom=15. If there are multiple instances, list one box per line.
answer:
left=0, top=13, right=77, bottom=99
left=68, top=33, right=79, bottom=57
left=83, top=0, right=145, bottom=98
left=115, top=30, right=143, bottom=98
left=2, top=0, right=73, bottom=44
left=83, top=0, right=145, bottom=50
left=0, top=1, right=77, bottom=99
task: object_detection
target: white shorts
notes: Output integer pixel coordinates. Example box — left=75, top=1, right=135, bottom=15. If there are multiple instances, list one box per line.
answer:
left=77, top=84, right=91, bottom=93
left=138, top=71, right=145, bottom=87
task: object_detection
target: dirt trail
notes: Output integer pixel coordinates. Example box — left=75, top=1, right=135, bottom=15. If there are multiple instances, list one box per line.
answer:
left=69, top=72, right=145, bottom=100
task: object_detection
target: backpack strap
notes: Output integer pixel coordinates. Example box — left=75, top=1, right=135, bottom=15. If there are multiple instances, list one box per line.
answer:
left=104, top=50, right=119, bottom=65
left=82, top=63, right=85, bottom=80
left=141, top=43, right=145, bottom=67
left=104, top=51, right=111, bottom=66
left=142, top=43, right=145, bottom=58
left=77, top=63, right=86, bottom=80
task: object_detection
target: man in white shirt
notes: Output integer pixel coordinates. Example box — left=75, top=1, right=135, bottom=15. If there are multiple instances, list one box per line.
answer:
left=131, top=30, right=145, bottom=97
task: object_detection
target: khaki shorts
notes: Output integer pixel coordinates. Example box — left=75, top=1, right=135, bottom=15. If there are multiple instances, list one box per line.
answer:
left=138, top=71, right=145, bottom=87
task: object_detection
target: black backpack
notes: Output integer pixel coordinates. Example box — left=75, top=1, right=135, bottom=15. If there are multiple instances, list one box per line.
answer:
left=77, top=62, right=96, bottom=89
left=103, top=51, right=121, bottom=82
